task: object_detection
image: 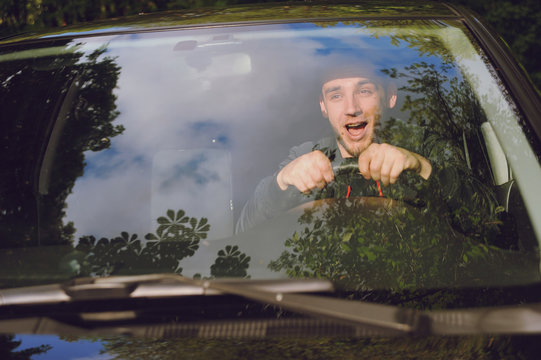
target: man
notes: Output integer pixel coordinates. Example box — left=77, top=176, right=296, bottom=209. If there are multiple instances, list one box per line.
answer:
left=236, top=64, right=433, bottom=232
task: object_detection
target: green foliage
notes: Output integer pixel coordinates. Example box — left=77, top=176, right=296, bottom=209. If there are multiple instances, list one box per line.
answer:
left=74, top=208, right=209, bottom=276
left=269, top=198, right=501, bottom=292
left=0, top=44, right=122, bottom=248
left=210, top=244, right=251, bottom=278
left=381, top=60, right=502, bottom=239
left=145, top=209, right=209, bottom=243
left=449, top=0, right=541, bottom=91
left=270, top=52, right=539, bottom=296
left=70, top=208, right=251, bottom=278
left=0, top=335, right=51, bottom=360
left=96, top=334, right=541, bottom=359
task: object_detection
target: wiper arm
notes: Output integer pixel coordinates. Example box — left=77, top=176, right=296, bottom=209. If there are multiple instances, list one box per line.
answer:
left=4, top=275, right=541, bottom=337
left=0, top=274, right=334, bottom=305
left=202, top=279, right=541, bottom=336
left=195, top=278, right=425, bottom=335
left=0, top=274, right=422, bottom=335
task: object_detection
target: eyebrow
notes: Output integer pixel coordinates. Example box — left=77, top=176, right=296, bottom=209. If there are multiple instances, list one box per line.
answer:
left=323, top=80, right=375, bottom=95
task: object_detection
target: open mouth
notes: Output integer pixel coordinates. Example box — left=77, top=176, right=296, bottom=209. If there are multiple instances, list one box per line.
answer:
left=345, top=122, right=367, bottom=131
left=345, top=121, right=368, bottom=138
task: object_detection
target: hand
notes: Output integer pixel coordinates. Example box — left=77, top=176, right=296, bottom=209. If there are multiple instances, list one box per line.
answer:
left=276, top=150, right=334, bottom=192
left=357, top=143, right=432, bottom=186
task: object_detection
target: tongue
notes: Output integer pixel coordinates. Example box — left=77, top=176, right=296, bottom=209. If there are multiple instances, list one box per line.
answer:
left=347, top=125, right=365, bottom=138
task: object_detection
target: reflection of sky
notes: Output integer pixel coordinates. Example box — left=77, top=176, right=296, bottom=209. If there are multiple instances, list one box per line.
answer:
left=151, top=149, right=233, bottom=239
left=15, top=335, right=110, bottom=360
left=64, top=22, right=438, bottom=245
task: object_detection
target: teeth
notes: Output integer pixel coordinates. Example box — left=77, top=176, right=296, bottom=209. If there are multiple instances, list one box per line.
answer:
left=346, top=122, right=366, bottom=129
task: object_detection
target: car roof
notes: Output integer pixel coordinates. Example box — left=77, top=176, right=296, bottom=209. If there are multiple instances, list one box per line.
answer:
left=0, top=1, right=459, bottom=45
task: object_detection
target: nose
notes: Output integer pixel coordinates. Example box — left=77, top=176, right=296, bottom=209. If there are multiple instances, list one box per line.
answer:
left=344, top=92, right=362, bottom=117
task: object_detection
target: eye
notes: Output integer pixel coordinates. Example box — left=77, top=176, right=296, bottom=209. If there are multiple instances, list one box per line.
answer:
left=328, top=93, right=342, bottom=101
left=357, top=88, right=374, bottom=96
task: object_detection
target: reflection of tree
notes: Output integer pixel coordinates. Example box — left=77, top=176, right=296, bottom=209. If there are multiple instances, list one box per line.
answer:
left=210, top=245, right=250, bottom=278
left=74, top=209, right=209, bottom=276
left=95, top=334, right=539, bottom=360
left=313, top=19, right=456, bottom=64
left=270, top=59, right=539, bottom=294
left=380, top=61, right=503, bottom=241
left=0, top=44, right=123, bottom=249
left=40, top=47, right=124, bottom=248
left=69, top=208, right=250, bottom=278
left=270, top=198, right=500, bottom=291
left=0, top=335, right=51, bottom=360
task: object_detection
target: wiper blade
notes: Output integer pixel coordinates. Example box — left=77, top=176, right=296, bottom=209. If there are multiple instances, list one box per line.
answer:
left=4, top=274, right=541, bottom=337
left=0, top=274, right=334, bottom=305
left=0, top=274, right=421, bottom=336
left=202, top=279, right=541, bottom=336
left=429, top=303, right=541, bottom=335
left=198, top=278, right=424, bottom=335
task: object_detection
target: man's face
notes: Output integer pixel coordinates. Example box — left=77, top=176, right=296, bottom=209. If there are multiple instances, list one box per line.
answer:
left=320, top=77, right=391, bottom=158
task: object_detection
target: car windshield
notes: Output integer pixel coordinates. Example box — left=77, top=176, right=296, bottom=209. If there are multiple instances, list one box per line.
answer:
left=1, top=20, right=540, bottom=296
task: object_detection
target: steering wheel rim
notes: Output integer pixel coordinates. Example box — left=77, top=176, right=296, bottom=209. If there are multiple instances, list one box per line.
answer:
left=331, top=158, right=361, bottom=177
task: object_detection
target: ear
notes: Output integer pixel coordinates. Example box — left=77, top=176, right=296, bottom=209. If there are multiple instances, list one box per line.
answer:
left=386, top=83, right=397, bottom=109
left=319, top=95, right=328, bottom=118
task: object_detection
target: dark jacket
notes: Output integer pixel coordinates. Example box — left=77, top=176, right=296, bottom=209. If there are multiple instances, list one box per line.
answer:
left=236, top=137, right=432, bottom=233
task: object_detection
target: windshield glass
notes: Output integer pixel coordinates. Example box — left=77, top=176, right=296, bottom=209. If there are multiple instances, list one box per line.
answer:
left=1, top=20, right=540, bottom=294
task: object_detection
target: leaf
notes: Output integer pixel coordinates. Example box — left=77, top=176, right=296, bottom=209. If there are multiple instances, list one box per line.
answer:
left=198, top=224, right=210, bottom=232
left=365, top=251, right=376, bottom=262
left=156, top=225, right=167, bottom=238
left=145, top=233, right=158, bottom=241
left=342, top=232, right=353, bottom=243
left=176, top=210, right=186, bottom=220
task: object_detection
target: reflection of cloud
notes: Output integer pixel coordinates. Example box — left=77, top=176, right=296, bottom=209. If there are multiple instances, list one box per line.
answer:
left=66, top=158, right=151, bottom=239
left=160, top=153, right=220, bottom=190
left=151, top=149, right=233, bottom=239
left=64, top=24, right=426, bottom=245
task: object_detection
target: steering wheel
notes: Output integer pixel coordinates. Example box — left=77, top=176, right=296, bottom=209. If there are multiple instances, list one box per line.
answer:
left=331, top=157, right=361, bottom=177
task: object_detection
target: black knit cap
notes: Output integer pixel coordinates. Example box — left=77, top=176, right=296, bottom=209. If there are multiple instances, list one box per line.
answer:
left=319, top=56, right=385, bottom=89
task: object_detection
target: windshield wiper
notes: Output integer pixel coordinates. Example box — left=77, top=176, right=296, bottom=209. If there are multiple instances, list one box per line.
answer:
left=2, top=274, right=541, bottom=337
left=0, top=274, right=334, bottom=304
left=175, top=278, right=541, bottom=336
left=0, top=274, right=422, bottom=335
left=197, top=277, right=425, bottom=335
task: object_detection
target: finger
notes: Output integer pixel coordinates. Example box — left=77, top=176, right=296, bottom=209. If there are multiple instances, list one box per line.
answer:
left=316, top=179, right=327, bottom=189
left=389, top=161, right=404, bottom=184
left=302, top=173, right=319, bottom=192
left=312, top=152, right=334, bottom=184
left=292, top=178, right=309, bottom=193
left=358, top=152, right=371, bottom=179
left=320, top=161, right=335, bottom=184
left=380, top=156, right=394, bottom=186
left=369, top=150, right=384, bottom=182
left=303, top=165, right=328, bottom=191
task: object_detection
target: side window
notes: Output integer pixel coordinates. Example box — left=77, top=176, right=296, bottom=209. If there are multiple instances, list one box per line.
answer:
left=0, top=55, right=72, bottom=248
left=476, top=122, right=537, bottom=251
left=380, top=60, right=537, bottom=253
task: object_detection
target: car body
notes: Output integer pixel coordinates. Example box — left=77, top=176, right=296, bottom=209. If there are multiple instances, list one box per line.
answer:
left=1, top=1, right=541, bottom=358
